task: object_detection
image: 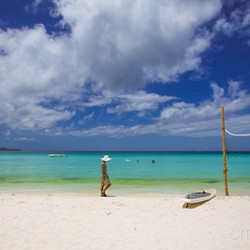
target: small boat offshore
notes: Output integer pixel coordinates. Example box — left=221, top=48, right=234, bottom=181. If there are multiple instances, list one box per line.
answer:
left=48, top=154, right=66, bottom=157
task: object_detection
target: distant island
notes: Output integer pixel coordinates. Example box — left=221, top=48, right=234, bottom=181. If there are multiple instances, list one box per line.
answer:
left=0, top=146, right=20, bottom=152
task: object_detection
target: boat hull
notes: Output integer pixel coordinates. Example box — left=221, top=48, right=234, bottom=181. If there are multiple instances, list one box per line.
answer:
left=182, top=188, right=216, bottom=204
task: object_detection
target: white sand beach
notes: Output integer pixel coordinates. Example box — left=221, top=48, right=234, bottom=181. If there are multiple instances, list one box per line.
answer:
left=0, top=193, right=250, bottom=250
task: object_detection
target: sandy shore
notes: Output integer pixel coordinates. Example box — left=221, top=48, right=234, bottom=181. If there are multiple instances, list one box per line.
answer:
left=0, top=193, right=250, bottom=250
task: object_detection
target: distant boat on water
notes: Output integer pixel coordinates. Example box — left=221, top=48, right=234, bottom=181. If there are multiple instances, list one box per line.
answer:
left=48, top=154, right=66, bottom=158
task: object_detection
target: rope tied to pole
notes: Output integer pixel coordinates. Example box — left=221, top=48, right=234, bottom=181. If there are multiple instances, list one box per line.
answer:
left=225, top=129, right=250, bottom=137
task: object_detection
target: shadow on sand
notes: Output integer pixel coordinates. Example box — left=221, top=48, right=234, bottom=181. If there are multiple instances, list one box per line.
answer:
left=100, top=195, right=116, bottom=198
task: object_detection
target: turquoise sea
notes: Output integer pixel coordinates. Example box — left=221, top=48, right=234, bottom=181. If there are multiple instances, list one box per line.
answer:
left=0, top=152, right=250, bottom=195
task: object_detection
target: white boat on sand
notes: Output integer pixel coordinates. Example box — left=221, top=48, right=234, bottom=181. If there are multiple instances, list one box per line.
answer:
left=182, top=188, right=216, bottom=206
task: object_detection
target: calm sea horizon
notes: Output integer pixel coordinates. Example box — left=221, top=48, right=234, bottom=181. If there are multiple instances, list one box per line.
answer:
left=0, top=151, right=249, bottom=195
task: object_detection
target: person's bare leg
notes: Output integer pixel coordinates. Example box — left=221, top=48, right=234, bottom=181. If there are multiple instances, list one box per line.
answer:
left=103, top=183, right=111, bottom=196
left=100, top=184, right=105, bottom=196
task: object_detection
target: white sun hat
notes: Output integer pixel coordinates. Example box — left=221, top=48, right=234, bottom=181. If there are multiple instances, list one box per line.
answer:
left=101, top=155, right=112, bottom=162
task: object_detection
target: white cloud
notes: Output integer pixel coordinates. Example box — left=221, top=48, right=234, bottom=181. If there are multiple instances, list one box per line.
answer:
left=4, top=129, right=11, bottom=137
left=15, top=137, right=35, bottom=142
left=55, top=0, right=220, bottom=88
left=159, top=81, right=250, bottom=136
left=26, top=0, right=43, bottom=13
left=66, top=81, right=250, bottom=138
left=78, top=112, right=94, bottom=125
left=107, top=91, right=175, bottom=114
left=0, top=0, right=232, bottom=134
left=214, top=1, right=250, bottom=44
left=82, top=90, right=114, bottom=108
left=0, top=25, right=79, bottom=131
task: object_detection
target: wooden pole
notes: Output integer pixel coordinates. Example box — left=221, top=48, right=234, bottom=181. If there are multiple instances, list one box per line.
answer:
left=221, top=106, right=229, bottom=196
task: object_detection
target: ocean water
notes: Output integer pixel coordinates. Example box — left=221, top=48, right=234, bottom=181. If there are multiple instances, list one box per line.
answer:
left=0, top=152, right=249, bottom=195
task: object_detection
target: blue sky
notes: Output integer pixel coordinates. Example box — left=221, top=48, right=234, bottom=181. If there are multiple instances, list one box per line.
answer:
left=0, top=0, right=250, bottom=151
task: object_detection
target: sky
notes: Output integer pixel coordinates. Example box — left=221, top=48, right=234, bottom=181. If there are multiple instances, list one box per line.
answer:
left=0, top=0, right=250, bottom=151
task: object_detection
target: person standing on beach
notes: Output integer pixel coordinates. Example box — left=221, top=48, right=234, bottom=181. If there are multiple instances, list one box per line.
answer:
left=100, top=155, right=112, bottom=197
